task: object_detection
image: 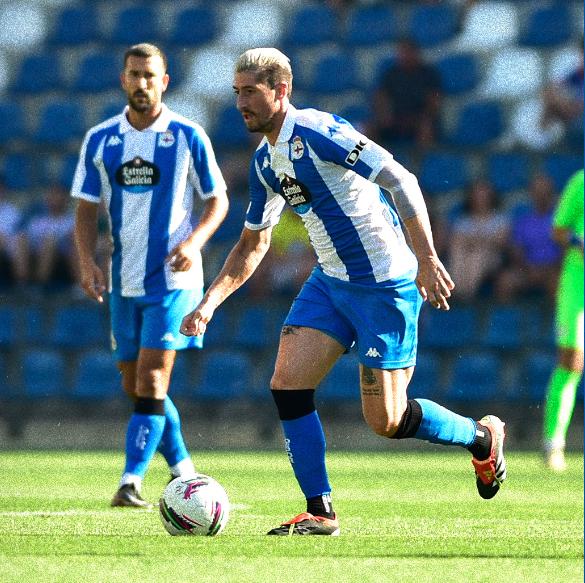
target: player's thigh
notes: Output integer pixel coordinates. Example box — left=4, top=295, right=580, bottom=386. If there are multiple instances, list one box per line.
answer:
left=271, top=326, right=346, bottom=390
left=117, top=361, right=137, bottom=398
left=359, top=365, right=414, bottom=436
left=135, top=348, right=177, bottom=399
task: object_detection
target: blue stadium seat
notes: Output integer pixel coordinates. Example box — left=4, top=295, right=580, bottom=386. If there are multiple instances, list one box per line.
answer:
left=34, top=101, right=86, bottom=145
left=283, top=6, right=338, bottom=47
left=72, top=53, right=120, bottom=93
left=419, top=153, right=470, bottom=195
left=59, top=154, right=80, bottom=189
left=419, top=305, right=479, bottom=349
left=436, top=53, right=479, bottom=95
left=0, top=307, right=17, bottom=348
left=168, top=7, right=218, bottom=47
left=446, top=353, right=501, bottom=401
left=543, top=155, right=583, bottom=193
left=49, top=305, right=107, bottom=349
left=49, top=6, right=100, bottom=45
left=407, top=352, right=443, bottom=400
left=201, top=309, right=232, bottom=349
left=21, top=306, right=45, bottom=345
left=233, top=305, right=285, bottom=350
left=211, top=105, right=250, bottom=150
left=168, top=352, right=191, bottom=397
left=109, top=6, right=160, bottom=45
left=339, top=104, right=371, bottom=129
left=346, top=5, right=396, bottom=46
left=72, top=350, right=121, bottom=399
left=409, top=5, right=458, bottom=48
left=213, top=196, right=247, bottom=243
left=450, top=101, right=503, bottom=147
left=482, top=306, right=521, bottom=350
left=12, top=54, right=64, bottom=93
left=3, top=154, right=35, bottom=190
left=197, top=350, right=253, bottom=400
left=520, top=5, right=570, bottom=47
left=22, top=349, right=66, bottom=398
left=309, top=52, right=358, bottom=94
left=516, top=350, right=556, bottom=401
left=0, top=101, right=27, bottom=145
left=487, top=153, right=530, bottom=193
left=521, top=307, right=555, bottom=349
left=318, top=353, right=360, bottom=402
left=0, top=354, right=13, bottom=398
left=100, top=101, right=125, bottom=121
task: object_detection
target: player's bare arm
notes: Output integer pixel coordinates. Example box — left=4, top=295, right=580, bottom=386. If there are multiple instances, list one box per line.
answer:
left=167, top=192, right=229, bottom=272
left=74, top=199, right=106, bottom=303
left=552, top=226, right=584, bottom=253
left=180, top=226, right=272, bottom=336
left=375, top=163, right=454, bottom=310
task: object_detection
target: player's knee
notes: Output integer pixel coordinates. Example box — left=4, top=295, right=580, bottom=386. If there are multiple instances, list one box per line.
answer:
left=270, top=369, right=295, bottom=391
left=136, top=368, right=170, bottom=398
left=364, top=412, right=401, bottom=438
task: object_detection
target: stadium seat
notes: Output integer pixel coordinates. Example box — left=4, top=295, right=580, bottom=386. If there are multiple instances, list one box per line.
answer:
left=72, top=350, right=121, bottom=400
left=419, top=305, right=479, bottom=349
left=3, top=154, right=35, bottom=190
left=521, top=306, right=555, bottom=349
left=543, top=154, right=583, bottom=193
left=211, top=105, right=251, bottom=150
left=283, top=5, right=338, bottom=47
left=49, top=6, right=100, bottom=45
left=184, top=46, right=240, bottom=102
left=99, top=101, right=125, bottom=121
left=517, top=350, right=556, bottom=401
left=520, top=5, right=571, bottom=47
left=487, top=153, right=530, bottom=193
left=407, top=351, right=442, bottom=401
left=482, top=306, right=521, bottom=350
left=12, top=54, right=64, bottom=93
left=34, top=101, right=86, bottom=146
left=49, top=305, right=107, bottom=349
left=168, top=7, right=218, bottom=47
left=308, top=52, right=358, bottom=94
left=0, top=353, right=12, bottom=398
left=318, top=353, right=360, bottom=402
left=219, top=0, right=282, bottom=50
left=345, top=5, right=396, bottom=46
left=454, top=1, right=518, bottom=52
left=446, top=353, right=501, bottom=401
left=339, top=104, right=371, bottom=129
left=109, top=6, right=160, bottom=45
left=449, top=101, right=503, bottom=147
left=21, top=306, right=45, bottom=344
left=168, top=352, right=191, bottom=397
left=201, top=309, right=233, bottom=350
left=197, top=350, right=253, bottom=400
left=548, top=46, right=584, bottom=83
left=436, top=53, right=479, bottom=95
left=409, top=4, right=458, bottom=48
left=59, top=154, right=80, bottom=189
left=22, top=349, right=66, bottom=398
left=233, top=305, right=286, bottom=350
left=480, top=48, right=543, bottom=99
left=213, top=195, right=247, bottom=243
left=0, top=307, right=17, bottom=348
left=418, top=153, right=470, bottom=195
left=0, top=101, right=27, bottom=145
left=72, top=53, right=120, bottom=93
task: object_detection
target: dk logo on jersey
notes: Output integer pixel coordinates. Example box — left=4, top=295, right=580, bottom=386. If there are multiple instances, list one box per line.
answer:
left=116, top=157, right=160, bottom=193
left=280, top=174, right=312, bottom=215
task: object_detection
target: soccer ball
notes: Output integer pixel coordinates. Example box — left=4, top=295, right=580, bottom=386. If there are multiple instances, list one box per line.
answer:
left=159, top=475, right=230, bottom=536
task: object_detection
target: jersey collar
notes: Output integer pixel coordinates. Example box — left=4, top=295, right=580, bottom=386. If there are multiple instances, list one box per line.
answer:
left=119, top=103, right=172, bottom=134
left=275, top=104, right=297, bottom=144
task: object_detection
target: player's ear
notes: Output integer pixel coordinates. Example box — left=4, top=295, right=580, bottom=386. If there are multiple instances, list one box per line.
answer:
left=275, top=81, right=288, bottom=100
left=162, top=73, right=170, bottom=92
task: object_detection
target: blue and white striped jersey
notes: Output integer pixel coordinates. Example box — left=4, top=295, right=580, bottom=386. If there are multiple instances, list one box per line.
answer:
left=245, top=105, right=417, bottom=285
left=72, top=105, right=226, bottom=297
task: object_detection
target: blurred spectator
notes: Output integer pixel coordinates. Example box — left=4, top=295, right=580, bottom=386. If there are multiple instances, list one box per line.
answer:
left=495, top=174, right=561, bottom=303
left=0, top=179, right=23, bottom=288
left=447, top=180, right=510, bottom=301
left=14, top=184, right=77, bottom=290
left=368, top=39, right=442, bottom=149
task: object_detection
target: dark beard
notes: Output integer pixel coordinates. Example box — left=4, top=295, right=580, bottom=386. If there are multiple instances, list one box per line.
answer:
left=246, top=117, right=274, bottom=134
left=128, top=94, right=152, bottom=114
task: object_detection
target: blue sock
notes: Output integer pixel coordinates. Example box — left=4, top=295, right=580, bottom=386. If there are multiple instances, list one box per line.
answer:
left=414, top=398, right=476, bottom=447
left=281, top=411, right=331, bottom=499
left=158, top=397, right=190, bottom=467
left=124, top=413, right=166, bottom=478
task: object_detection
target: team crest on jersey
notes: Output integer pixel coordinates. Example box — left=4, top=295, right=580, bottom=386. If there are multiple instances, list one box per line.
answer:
left=158, top=130, right=175, bottom=148
left=280, top=174, right=312, bottom=215
left=115, top=157, right=160, bottom=193
left=290, top=136, right=305, bottom=160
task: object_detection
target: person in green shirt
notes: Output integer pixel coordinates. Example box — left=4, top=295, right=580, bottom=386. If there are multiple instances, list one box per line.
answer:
left=543, top=169, right=584, bottom=471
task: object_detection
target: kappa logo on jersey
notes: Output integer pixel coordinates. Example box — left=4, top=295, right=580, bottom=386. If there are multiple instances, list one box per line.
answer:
left=365, top=347, right=381, bottom=358
left=158, top=130, right=175, bottom=148
left=115, top=157, right=160, bottom=193
left=345, top=139, right=368, bottom=166
left=106, top=135, right=122, bottom=147
left=290, top=136, right=305, bottom=160
left=262, top=155, right=270, bottom=169
left=280, top=174, right=312, bottom=215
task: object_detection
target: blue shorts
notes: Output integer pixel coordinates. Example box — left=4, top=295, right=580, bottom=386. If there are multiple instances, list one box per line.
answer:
left=109, top=289, right=204, bottom=362
left=284, top=268, right=422, bottom=369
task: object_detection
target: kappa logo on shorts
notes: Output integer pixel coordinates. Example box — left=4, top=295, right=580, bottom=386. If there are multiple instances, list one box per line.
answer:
left=161, top=332, right=176, bottom=342
left=365, top=347, right=381, bottom=358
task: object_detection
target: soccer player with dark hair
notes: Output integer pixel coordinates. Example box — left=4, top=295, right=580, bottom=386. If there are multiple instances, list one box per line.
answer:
left=543, top=169, right=584, bottom=471
left=181, top=48, right=506, bottom=535
left=73, top=43, right=228, bottom=507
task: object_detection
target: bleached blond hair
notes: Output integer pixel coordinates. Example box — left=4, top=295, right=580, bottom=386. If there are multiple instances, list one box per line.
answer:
left=235, top=48, right=293, bottom=96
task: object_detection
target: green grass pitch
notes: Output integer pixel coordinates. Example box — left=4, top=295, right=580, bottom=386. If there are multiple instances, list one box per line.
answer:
left=0, top=450, right=582, bottom=583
